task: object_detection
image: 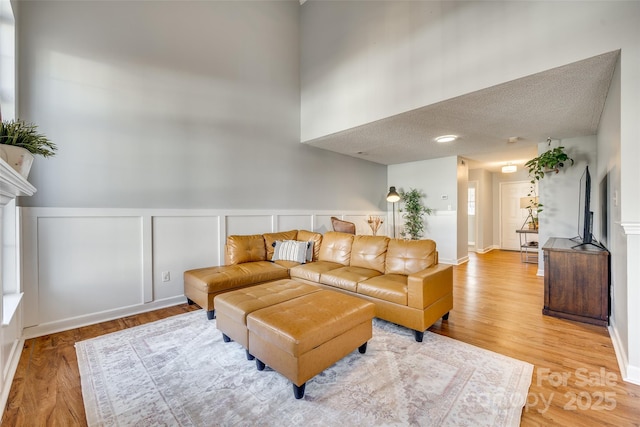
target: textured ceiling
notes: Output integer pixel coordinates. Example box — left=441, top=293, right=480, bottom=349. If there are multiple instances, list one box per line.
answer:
left=303, top=51, right=619, bottom=172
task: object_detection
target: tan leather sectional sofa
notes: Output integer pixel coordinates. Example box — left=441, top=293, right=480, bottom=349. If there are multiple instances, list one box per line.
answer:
left=184, top=230, right=453, bottom=341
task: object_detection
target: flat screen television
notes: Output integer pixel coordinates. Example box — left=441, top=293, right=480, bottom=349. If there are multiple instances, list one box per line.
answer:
left=577, top=165, right=593, bottom=245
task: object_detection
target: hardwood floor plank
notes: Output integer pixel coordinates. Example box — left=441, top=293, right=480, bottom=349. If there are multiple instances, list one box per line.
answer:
left=2, top=251, right=639, bottom=426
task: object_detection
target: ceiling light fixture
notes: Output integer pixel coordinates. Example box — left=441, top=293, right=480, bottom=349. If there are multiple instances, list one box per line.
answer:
left=435, top=135, right=457, bottom=143
left=502, top=163, right=517, bottom=173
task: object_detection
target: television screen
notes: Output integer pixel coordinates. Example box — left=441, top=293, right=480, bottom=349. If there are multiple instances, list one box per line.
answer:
left=577, top=165, right=593, bottom=244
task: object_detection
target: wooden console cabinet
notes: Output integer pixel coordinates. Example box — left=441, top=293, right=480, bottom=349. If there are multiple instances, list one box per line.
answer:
left=542, top=237, right=610, bottom=326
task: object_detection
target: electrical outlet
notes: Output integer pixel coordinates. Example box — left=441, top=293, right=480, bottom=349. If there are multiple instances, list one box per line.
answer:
left=162, top=271, right=170, bottom=282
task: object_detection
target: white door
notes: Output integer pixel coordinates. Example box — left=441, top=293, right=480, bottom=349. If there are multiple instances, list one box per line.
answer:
left=500, top=181, right=531, bottom=250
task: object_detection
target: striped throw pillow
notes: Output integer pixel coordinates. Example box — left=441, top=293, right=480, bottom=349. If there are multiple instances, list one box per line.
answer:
left=272, top=240, right=310, bottom=264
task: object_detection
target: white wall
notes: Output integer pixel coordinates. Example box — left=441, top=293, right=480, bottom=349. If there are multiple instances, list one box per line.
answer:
left=457, top=158, right=468, bottom=262
left=536, top=136, right=598, bottom=261
left=597, top=56, right=630, bottom=380
left=16, top=0, right=387, bottom=210
left=469, top=168, right=494, bottom=253
left=20, top=207, right=388, bottom=337
left=388, top=156, right=460, bottom=264
left=300, top=1, right=640, bottom=383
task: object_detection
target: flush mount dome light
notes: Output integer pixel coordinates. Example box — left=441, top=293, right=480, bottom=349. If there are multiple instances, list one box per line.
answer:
left=502, top=163, right=517, bottom=173
left=435, top=135, right=457, bottom=143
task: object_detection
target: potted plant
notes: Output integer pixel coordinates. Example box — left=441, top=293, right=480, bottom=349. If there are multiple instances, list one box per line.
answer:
left=398, top=188, right=433, bottom=240
left=0, top=119, right=56, bottom=178
left=524, top=144, right=573, bottom=218
left=524, top=145, right=574, bottom=182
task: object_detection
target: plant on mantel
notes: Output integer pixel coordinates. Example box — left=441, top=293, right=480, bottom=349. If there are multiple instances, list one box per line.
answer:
left=398, top=188, right=433, bottom=240
left=0, top=119, right=57, bottom=157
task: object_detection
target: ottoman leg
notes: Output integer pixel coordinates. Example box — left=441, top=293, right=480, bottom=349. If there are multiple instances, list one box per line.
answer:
left=414, top=330, right=424, bottom=342
left=246, top=350, right=255, bottom=361
left=222, top=334, right=231, bottom=343
left=293, top=383, right=306, bottom=399
left=206, top=309, right=216, bottom=320
left=256, top=359, right=266, bottom=371
left=358, top=342, right=368, bottom=354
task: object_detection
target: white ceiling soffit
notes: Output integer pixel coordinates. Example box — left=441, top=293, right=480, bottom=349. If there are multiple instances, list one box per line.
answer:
left=303, top=51, right=619, bottom=171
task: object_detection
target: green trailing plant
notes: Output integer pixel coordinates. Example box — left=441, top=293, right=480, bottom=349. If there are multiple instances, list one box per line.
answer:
left=524, top=145, right=573, bottom=216
left=398, top=188, right=433, bottom=240
left=0, top=119, right=57, bottom=157
left=524, top=146, right=573, bottom=182
left=523, top=185, right=542, bottom=229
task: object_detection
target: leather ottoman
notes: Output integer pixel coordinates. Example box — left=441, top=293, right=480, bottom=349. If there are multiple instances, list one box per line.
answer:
left=247, top=290, right=375, bottom=399
left=214, top=279, right=321, bottom=359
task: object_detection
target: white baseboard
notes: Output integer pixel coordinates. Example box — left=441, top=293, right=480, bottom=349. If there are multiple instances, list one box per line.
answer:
left=609, top=321, right=640, bottom=385
left=22, top=296, right=188, bottom=339
left=456, top=255, right=470, bottom=265
left=474, top=245, right=498, bottom=254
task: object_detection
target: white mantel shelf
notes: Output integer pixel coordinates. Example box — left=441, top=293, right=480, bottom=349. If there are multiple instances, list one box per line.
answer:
left=0, top=157, right=36, bottom=206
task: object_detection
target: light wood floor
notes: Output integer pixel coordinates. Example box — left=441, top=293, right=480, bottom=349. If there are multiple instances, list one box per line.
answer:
left=2, top=250, right=639, bottom=426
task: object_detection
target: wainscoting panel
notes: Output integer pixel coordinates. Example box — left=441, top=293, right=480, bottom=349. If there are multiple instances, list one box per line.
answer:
left=424, top=211, right=458, bottom=264
left=226, top=214, right=273, bottom=236
left=314, top=215, right=336, bottom=234
left=36, top=216, right=143, bottom=324
left=275, top=214, right=314, bottom=233
left=152, top=216, right=220, bottom=301
left=20, top=208, right=454, bottom=337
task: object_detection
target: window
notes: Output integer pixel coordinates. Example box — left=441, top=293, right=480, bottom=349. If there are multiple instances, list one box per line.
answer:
left=468, top=187, right=476, bottom=215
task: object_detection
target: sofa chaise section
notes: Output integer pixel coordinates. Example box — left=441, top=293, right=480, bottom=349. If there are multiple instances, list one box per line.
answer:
left=184, top=230, right=321, bottom=319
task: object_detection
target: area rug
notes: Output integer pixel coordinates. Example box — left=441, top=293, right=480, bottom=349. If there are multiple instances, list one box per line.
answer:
left=76, top=310, right=533, bottom=427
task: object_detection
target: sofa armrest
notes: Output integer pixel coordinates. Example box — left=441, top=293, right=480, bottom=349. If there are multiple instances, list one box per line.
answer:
left=407, top=264, right=453, bottom=310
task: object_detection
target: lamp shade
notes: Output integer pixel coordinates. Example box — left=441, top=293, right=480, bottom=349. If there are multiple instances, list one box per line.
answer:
left=520, top=196, right=538, bottom=209
left=386, top=186, right=400, bottom=202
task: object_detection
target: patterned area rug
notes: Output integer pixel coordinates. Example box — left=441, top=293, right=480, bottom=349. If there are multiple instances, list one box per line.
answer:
left=76, top=310, right=532, bottom=426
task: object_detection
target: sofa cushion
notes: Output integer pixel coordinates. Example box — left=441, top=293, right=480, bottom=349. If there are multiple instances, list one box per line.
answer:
left=184, top=261, right=289, bottom=293
left=272, top=240, right=309, bottom=264
left=320, top=266, right=382, bottom=292
left=358, top=274, right=408, bottom=305
left=297, top=230, right=323, bottom=261
left=263, top=230, right=298, bottom=260
left=350, top=235, right=389, bottom=273
left=385, top=239, right=437, bottom=275
left=290, top=261, right=343, bottom=283
left=318, top=231, right=354, bottom=265
left=226, top=234, right=267, bottom=265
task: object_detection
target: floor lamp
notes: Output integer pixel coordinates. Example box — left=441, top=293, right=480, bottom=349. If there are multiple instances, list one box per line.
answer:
left=386, top=186, right=400, bottom=238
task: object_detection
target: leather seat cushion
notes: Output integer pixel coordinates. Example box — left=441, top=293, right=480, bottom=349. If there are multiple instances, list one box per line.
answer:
left=226, top=234, right=267, bottom=265
left=350, top=235, right=390, bottom=273
left=290, top=261, right=343, bottom=282
left=214, top=279, right=320, bottom=325
left=318, top=231, right=354, bottom=265
left=320, top=266, right=382, bottom=292
left=358, top=274, right=408, bottom=305
left=297, top=230, right=323, bottom=261
left=184, top=261, right=288, bottom=293
left=385, top=239, right=437, bottom=275
left=247, top=290, right=375, bottom=356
